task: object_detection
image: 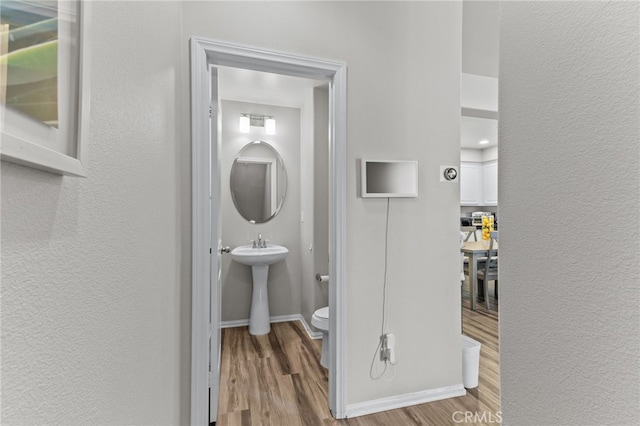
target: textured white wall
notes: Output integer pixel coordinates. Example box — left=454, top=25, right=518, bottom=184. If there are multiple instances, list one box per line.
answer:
left=219, top=100, right=302, bottom=321
left=0, top=1, right=188, bottom=424
left=499, top=2, right=640, bottom=425
left=182, top=0, right=463, bottom=405
left=2, top=1, right=465, bottom=421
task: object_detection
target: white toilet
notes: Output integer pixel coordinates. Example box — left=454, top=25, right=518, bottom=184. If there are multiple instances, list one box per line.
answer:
left=311, top=306, right=329, bottom=369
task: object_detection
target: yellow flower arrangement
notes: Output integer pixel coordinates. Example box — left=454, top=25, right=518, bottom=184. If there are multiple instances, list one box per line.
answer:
left=482, top=215, right=494, bottom=241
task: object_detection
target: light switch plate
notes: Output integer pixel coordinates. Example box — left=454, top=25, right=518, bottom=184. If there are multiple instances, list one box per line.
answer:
left=440, top=165, right=459, bottom=182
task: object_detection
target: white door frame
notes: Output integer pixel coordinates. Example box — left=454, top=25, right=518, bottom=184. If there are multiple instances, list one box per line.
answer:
left=190, top=37, right=347, bottom=425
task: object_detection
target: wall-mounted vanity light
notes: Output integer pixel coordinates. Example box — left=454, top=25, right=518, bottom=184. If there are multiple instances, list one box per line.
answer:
left=239, top=113, right=276, bottom=135
left=264, top=117, right=276, bottom=135
left=239, top=114, right=250, bottom=133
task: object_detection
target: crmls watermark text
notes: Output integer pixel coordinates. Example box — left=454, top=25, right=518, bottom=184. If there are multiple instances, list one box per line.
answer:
left=452, top=411, right=502, bottom=424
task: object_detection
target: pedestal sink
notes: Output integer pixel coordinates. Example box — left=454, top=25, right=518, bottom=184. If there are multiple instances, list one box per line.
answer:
left=230, top=244, right=288, bottom=335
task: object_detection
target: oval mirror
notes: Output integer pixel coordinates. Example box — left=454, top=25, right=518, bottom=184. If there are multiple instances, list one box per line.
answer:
left=230, top=141, right=287, bottom=224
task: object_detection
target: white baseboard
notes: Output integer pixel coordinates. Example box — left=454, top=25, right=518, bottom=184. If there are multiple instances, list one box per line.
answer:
left=289, top=314, right=323, bottom=340
left=345, top=384, right=466, bottom=418
left=220, top=318, right=250, bottom=329
left=220, top=314, right=322, bottom=340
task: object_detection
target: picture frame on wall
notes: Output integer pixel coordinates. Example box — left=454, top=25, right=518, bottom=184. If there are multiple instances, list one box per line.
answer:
left=0, top=0, right=91, bottom=177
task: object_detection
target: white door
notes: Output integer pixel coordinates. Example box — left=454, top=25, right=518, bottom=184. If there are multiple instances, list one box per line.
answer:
left=209, top=65, right=222, bottom=423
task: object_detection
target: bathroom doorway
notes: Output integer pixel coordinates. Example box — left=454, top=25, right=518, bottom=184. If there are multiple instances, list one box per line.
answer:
left=216, top=67, right=329, bottom=416
left=190, top=38, right=347, bottom=424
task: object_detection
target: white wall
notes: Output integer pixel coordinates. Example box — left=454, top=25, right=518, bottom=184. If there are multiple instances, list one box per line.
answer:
left=0, top=1, right=188, bottom=424
left=182, top=0, right=463, bottom=405
left=2, top=1, right=464, bottom=421
left=461, top=148, right=483, bottom=162
left=481, top=146, right=497, bottom=162
left=312, top=87, right=330, bottom=319
left=300, top=87, right=317, bottom=325
left=461, top=73, right=498, bottom=112
left=220, top=100, right=302, bottom=321
left=499, top=2, right=640, bottom=425
left=462, top=0, right=500, bottom=78
left=460, top=149, right=497, bottom=165
left=300, top=86, right=330, bottom=326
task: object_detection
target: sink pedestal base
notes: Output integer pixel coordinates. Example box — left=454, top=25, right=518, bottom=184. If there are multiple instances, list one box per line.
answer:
left=249, top=264, right=271, bottom=335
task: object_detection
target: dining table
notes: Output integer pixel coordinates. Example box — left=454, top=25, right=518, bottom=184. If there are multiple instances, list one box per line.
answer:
left=461, top=239, right=498, bottom=311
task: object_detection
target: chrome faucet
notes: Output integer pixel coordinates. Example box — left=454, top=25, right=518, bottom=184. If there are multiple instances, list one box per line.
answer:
left=253, top=233, right=267, bottom=248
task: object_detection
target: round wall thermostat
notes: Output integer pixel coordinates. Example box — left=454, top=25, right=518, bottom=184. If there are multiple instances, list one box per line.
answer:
left=444, top=167, right=458, bottom=181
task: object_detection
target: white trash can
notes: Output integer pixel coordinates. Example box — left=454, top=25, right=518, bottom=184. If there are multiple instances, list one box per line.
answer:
left=461, top=335, right=481, bottom=388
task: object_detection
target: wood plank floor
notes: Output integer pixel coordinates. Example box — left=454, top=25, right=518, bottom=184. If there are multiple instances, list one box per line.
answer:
left=217, top=284, right=499, bottom=426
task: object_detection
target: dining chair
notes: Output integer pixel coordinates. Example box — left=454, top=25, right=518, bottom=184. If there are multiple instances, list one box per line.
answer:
left=459, top=229, right=478, bottom=282
left=461, top=226, right=478, bottom=242
left=477, top=231, right=498, bottom=310
left=460, top=232, right=466, bottom=282
left=461, top=226, right=482, bottom=281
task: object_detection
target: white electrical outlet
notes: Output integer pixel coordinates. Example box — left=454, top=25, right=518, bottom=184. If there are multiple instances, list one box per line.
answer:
left=388, top=347, right=397, bottom=364
left=385, top=334, right=395, bottom=350
left=385, top=334, right=397, bottom=363
left=379, top=334, right=397, bottom=363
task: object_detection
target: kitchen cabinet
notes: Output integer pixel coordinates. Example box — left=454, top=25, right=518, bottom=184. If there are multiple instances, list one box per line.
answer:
left=460, top=162, right=483, bottom=205
left=460, top=161, right=498, bottom=206
left=482, top=160, right=498, bottom=206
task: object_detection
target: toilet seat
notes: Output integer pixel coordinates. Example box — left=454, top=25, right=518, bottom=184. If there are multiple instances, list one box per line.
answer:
left=312, top=306, right=329, bottom=331
left=311, top=306, right=330, bottom=369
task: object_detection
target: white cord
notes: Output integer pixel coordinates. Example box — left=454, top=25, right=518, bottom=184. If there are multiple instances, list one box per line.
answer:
left=381, top=197, right=390, bottom=336
left=369, top=336, right=387, bottom=380
left=369, top=198, right=394, bottom=381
